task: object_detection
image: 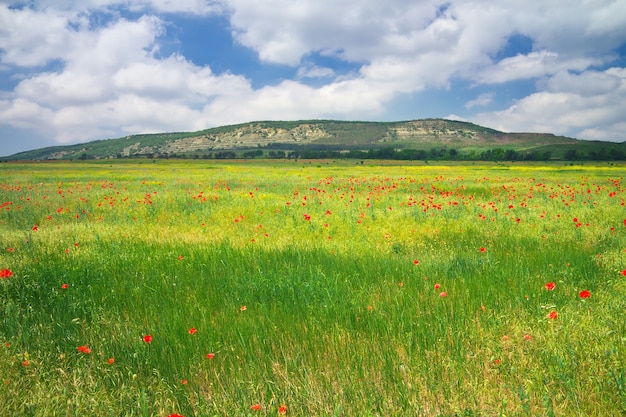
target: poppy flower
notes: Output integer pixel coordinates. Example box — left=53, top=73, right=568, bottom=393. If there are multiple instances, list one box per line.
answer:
left=250, top=403, right=261, bottom=411
left=188, top=327, right=197, bottom=335
left=143, top=335, right=153, bottom=343
left=413, top=259, right=419, bottom=265
left=0, top=268, right=14, bottom=278
left=240, top=305, right=247, bottom=311
left=547, top=311, right=558, bottom=320
left=180, top=379, right=188, bottom=385
left=480, top=247, right=486, bottom=253
left=107, top=358, right=115, bottom=364
left=167, top=414, right=185, bottom=417
left=206, top=353, right=215, bottom=359
left=434, top=283, right=441, bottom=289
left=579, top=290, right=591, bottom=299
left=61, top=283, right=68, bottom=289
left=621, top=269, right=626, bottom=277
left=77, top=345, right=91, bottom=354
left=523, top=334, right=532, bottom=341
left=544, top=282, right=555, bottom=291
left=439, top=291, right=447, bottom=298
left=278, top=404, right=287, bottom=414
left=21, top=360, right=29, bottom=367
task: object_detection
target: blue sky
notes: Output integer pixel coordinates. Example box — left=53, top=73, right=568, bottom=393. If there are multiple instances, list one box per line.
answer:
left=1, top=0, right=625, bottom=156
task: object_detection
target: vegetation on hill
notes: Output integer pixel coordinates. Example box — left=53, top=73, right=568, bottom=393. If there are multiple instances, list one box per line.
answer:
left=2, top=119, right=624, bottom=161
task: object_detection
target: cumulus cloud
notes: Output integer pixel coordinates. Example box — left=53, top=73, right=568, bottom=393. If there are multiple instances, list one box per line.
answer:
left=465, top=92, right=494, bottom=109
left=0, top=0, right=625, bottom=150
left=471, top=68, right=626, bottom=141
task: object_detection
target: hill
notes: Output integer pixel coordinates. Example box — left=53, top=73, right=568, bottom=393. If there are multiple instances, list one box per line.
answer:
left=3, top=119, right=625, bottom=161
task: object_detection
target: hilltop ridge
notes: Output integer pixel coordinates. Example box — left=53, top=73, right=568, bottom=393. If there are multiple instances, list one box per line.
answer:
left=3, top=118, right=624, bottom=161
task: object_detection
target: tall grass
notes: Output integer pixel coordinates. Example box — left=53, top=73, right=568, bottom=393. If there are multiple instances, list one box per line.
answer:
left=1, top=160, right=624, bottom=416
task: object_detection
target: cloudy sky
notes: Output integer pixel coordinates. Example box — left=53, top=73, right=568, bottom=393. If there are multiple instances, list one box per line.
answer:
left=1, top=0, right=625, bottom=156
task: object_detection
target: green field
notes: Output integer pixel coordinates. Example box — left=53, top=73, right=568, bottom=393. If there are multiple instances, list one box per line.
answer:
left=1, top=160, right=625, bottom=416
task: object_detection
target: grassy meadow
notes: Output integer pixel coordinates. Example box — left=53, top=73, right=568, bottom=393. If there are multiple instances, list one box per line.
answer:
left=0, top=160, right=624, bottom=416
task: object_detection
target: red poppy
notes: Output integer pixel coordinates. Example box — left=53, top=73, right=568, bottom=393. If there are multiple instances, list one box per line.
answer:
left=0, top=268, right=14, bottom=278
left=250, top=403, right=261, bottom=411
left=278, top=404, right=287, bottom=414
left=188, top=327, right=197, bottom=335
left=143, top=335, right=153, bottom=343
left=434, top=283, right=441, bottom=289
left=439, top=291, right=447, bottom=298
left=240, top=305, right=247, bottom=311
left=523, top=334, right=532, bottom=341
left=621, top=269, right=626, bottom=277
left=579, top=290, right=591, bottom=299
left=547, top=311, right=558, bottom=320
left=21, top=360, right=29, bottom=367
left=493, top=359, right=501, bottom=365
left=32, top=225, right=39, bottom=231
left=303, top=213, right=311, bottom=221
left=544, top=282, right=555, bottom=291
left=180, top=379, right=188, bottom=385
left=167, top=414, right=185, bottom=417
left=77, top=345, right=91, bottom=354
left=480, top=247, right=486, bottom=253
left=413, top=259, right=419, bottom=265
left=107, top=358, right=115, bottom=364
left=61, top=283, right=68, bottom=289
left=206, top=353, right=215, bottom=359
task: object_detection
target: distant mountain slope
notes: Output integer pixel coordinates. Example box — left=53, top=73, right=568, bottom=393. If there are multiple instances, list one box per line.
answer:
left=3, top=118, right=622, bottom=161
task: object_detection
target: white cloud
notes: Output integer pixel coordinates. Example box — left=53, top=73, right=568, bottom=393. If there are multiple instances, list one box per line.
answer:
left=471, top=68, right=626, bottom=141
left=474, top=51, right=601, bottom=84
left=296, top=64, right=335, bottom=79
left=1, top=0, right=626, bottom=150
left=465, top=92, right=494, bottom=109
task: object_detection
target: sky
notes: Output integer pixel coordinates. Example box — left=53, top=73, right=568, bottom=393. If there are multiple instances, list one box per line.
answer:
left=1, top=0, right=625, bottom=156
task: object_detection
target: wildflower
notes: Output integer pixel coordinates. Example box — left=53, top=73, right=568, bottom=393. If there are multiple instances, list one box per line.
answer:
left=32, top=225, right=39, bottom=231
left=434, top=283, right=441, bottom=289
left=22, top=360, right=29, bottom=367
left=143, top=335, right=153, bottom=343
left=621, top=269, right=626, bottom=277
left=107, top=358, right=115, bottom=364
left=61, top=283, right=68, bottom=289
left=206, top=353, right=215, bottom=359
left=439, top=291, right=447, bottom=298
left=278, top=404, right=287, bottom=414
left=188, top=327, right=197, bottom=335
left=523, top=334, right=532, bottom=341
left=240, top=305, right=247, bottom=311
left=480, top=247, right=486, bottom=252
left=178, top=255, right=184, bottom=261
left=180, top=379, right=188, bottom=385
left=544, top=282, right=555, bottom=291
left=250, top=403, right=261, bottom=411
left=547, top=311, right=558, bottom=320
left=7, top=248, right=14, bottom=252
left=494, top=359, right=501, bottom=365
left=413, top=259, right=419, bottom=265
left=0, top=268, right=14, bottom=278
left=77, top=345, right=91, bottom=354
left=579, top=290, right=591, bottom=299
left=167, top=414, right=185, bottom=417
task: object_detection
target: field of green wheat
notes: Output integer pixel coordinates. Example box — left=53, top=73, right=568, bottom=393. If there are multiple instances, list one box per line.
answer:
left=1, top=160, right=625, bottom=416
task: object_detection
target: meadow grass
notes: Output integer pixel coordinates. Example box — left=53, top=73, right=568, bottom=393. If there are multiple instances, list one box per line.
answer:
left=0, top=160, right=625, bottom=416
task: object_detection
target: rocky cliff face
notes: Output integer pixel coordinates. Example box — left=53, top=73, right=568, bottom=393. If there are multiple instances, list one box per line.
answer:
left=161, top=124, right=330, bottom=152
